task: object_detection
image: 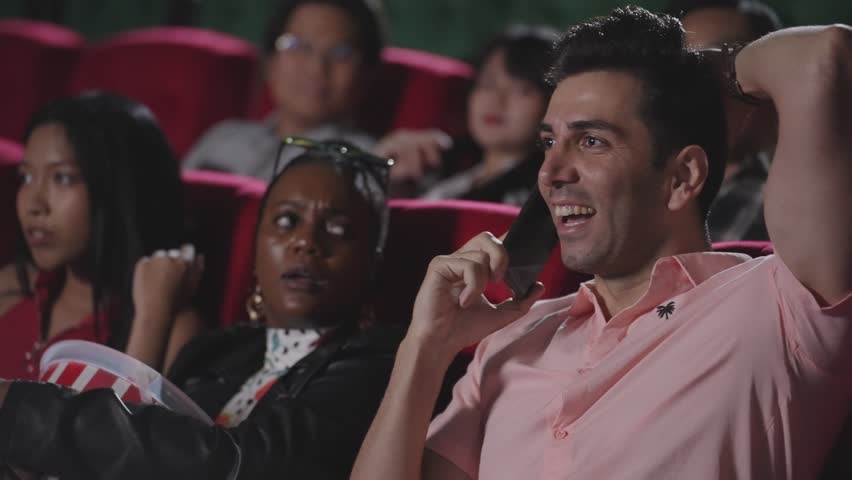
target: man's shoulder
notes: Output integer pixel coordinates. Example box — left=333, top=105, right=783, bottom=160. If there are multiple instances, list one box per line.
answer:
left=208, top=118, right=269, bottom=134
left=310, top=124, right=376, bottom=150
left=707, top=252, right=778, bottom=283
left=194, top=119, right=273, bottom=149
left=184, top=119, right=278, bottom=174
left=694, top=253, right=832, bottom=310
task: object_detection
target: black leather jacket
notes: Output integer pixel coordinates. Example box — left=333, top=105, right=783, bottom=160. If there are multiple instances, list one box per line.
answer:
left=0, top=323, right=407, bottom=479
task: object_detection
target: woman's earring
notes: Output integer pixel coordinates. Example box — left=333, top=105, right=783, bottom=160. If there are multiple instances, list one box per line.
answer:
left=246, top=283, right=264, bottom=322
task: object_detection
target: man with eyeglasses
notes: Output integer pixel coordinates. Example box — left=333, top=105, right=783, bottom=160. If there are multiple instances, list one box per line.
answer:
left=183, top=0, right=382, bottom=181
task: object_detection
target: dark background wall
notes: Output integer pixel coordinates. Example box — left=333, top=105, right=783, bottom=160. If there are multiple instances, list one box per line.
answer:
left=3, top=0, right=851, bottom=60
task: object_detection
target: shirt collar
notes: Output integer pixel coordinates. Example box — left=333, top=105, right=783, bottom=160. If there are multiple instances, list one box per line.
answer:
left=565, top=251, right=751, bottom=325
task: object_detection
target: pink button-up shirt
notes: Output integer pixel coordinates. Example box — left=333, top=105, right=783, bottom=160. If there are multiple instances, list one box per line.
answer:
left=427, top=253, right=852, bottom=479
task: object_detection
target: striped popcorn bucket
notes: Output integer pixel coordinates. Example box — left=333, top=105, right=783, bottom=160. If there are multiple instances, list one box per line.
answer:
left=40, top=359, right=155, bottom=405
left=40, top=340, right=212, bottom=425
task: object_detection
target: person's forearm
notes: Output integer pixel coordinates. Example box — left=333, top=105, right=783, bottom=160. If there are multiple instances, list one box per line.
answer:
left=351, top=336, right=454, bottom=480
left=735, top=26, right=852, bottom=106
left=736, top=25, right=852, bottom=304
left=125, top=304, right=174, bottom=371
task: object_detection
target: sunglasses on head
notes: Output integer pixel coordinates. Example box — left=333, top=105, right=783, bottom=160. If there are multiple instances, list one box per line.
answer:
left=273, top=136, right=394, bottom=189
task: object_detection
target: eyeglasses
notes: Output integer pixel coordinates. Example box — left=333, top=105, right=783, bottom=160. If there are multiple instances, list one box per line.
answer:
left=275, top=33, right=361, bottom=65
left=274, top=136, right=395, bottom=190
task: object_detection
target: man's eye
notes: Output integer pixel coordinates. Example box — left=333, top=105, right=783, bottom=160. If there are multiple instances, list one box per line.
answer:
left=18, top=172, right=32, bottom=185
left=581, top=135, right=606, bottom=148
left=537, top=137, right=555, bottom=151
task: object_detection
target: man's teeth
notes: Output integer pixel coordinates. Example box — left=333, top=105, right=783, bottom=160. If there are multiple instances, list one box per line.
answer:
left=554, top=205, right=596, bottom=217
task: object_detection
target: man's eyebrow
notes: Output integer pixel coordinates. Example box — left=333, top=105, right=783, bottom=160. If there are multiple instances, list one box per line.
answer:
left=567, top=119, right=626, bottom=137
left=538, top=119, right=626, bottom=137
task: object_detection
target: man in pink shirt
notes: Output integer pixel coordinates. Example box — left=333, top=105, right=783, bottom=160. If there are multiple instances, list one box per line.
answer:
left=352, top=5, right=852, bottom=480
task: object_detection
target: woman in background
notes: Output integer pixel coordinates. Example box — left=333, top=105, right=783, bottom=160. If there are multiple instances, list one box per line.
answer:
left=379, top=26, right=558, bottom=205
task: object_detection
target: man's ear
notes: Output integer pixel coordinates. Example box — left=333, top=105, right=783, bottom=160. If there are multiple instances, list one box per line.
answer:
left=667, top=144, right=709, bottom=212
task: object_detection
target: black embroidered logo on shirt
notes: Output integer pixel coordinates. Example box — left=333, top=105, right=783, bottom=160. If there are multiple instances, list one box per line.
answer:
left=656, top=301, right=675, bottom=319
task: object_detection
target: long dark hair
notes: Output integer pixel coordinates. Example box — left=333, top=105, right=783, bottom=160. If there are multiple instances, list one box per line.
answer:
left=16, top=91, right=185, bottom=349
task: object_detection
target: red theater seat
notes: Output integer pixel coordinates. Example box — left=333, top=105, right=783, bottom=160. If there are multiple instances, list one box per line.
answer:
left=369, top=47, right=474, bottom=138
left=712, top=240, right=774, bottom=257
left=0, top=138, right=24, bottom=164
left=0, top=139, right=24, bottom=266
left=218, top=180, right=267, bottom=327
left=0, top=20, right=84, bottom=141
left=251, top=46, right=474, bottom=138
left=70, top=27, right=258, bottom=157
left=181, top=171, right=266, bottom=325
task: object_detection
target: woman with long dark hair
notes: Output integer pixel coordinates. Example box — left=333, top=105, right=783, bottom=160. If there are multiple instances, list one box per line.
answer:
left=0, top=92, right=204, bottom=378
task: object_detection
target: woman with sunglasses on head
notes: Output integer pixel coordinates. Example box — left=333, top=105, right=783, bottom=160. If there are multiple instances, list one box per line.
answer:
left=0, top=92, right=204, bottom=380
left=0, top=140, right=432, bottom=479
left=183, top=0, right=382, bottom=180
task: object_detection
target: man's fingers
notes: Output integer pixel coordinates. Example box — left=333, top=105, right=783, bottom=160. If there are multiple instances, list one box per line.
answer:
left=457, top=232, right=509, bottom=281
left=430, top=256, right=491, bottom=308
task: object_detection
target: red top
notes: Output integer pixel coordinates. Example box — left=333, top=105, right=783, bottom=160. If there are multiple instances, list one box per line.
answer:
left=0, top=273, right=110, bottom=380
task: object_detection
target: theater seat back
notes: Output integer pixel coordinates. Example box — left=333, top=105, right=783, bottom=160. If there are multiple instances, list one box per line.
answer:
left=0, top=20, right=84, bottom=141
left=219, top=181, right=267, bottom=326
left=182, top=171, right=266, bottom=325
left=711, top=240, right=774, bottom=257
left=70, top=27, right=258, bottom=157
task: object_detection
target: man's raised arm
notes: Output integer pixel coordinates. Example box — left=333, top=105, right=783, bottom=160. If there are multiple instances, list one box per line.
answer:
left=735, top=26, right=852, bottom=304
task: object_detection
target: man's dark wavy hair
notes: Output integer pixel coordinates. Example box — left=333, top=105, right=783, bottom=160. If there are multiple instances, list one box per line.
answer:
left=547, top=5, right=727, bottom=222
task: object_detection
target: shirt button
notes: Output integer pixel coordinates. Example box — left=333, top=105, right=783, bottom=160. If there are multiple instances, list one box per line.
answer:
left=554, top=429, right=569, bottom=440
left=26, top=365, right=34, bottom=373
